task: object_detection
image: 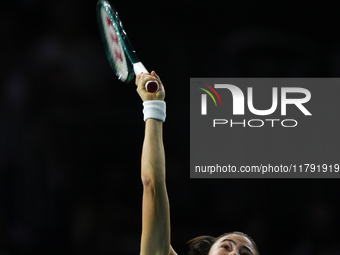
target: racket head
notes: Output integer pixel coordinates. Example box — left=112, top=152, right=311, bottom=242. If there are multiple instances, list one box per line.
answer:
left=96, top=0, right=137, bottom=83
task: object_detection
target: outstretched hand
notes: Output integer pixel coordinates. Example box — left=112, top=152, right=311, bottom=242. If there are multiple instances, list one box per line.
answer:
left=136, top=71, right=165, bottom=102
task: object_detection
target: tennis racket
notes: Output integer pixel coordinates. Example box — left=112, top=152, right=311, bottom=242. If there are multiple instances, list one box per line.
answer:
left=96, top=0, right=159, bottom=93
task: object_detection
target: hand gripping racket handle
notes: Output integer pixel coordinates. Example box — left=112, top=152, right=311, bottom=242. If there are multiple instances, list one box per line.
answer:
left=133, top=62, right=159, bottom=93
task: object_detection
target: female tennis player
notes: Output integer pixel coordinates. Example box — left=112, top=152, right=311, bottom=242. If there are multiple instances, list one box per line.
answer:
left=135, top=72, right=259, bottom=255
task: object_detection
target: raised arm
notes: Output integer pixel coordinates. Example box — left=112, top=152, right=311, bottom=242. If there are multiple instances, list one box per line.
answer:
left=136, top=71, right=177, bottom=255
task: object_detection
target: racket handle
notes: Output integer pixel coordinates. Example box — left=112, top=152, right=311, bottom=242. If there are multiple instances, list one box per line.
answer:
left=145, top=80, right=159, bottom=93
left=133, top=62, right=159, bottom=93
left=133, top=62, right=149, bottom=74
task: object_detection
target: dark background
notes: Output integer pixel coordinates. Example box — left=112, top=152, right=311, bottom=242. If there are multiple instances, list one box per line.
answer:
left=1, top=1, right=340, bottom=254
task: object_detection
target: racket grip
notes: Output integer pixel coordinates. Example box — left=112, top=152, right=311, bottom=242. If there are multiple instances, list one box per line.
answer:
left=133, top=62, right=159, bottom=93
left=145, top=80, right=159, bottom=93
left=133, top=62, right=149, bottom=74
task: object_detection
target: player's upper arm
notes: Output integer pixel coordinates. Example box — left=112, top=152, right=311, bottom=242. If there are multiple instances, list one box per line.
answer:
left=170, top=245, right=178, bottom=255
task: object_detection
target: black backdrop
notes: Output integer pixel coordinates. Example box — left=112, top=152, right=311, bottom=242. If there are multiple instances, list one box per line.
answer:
left=1, top=1, right=340, bottom=255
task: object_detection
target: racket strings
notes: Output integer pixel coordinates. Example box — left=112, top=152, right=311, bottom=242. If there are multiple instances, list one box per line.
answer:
left=100, top=7, right=130, bottom=81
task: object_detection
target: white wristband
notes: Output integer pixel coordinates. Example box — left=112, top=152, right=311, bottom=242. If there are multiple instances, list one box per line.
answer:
left=143, top=100, right=166, bottom=122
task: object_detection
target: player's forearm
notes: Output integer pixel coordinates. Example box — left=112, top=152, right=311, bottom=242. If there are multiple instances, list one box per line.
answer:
left=141, top=119, right=165, bottom=183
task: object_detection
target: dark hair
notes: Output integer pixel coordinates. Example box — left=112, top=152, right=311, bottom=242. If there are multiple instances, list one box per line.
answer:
left=187, top=235, right=216, bottom=255
left=187, top=232, right=259, bottom=255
